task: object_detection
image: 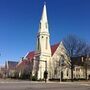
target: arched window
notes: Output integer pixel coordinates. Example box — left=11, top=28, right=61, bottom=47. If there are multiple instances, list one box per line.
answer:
left=46, top=37, right=48, bottom=49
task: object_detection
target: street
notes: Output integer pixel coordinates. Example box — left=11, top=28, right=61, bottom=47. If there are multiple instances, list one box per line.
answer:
left=0, top=79, right=90, bottom=90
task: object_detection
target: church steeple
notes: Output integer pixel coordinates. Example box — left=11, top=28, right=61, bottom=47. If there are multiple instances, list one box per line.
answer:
left=41, top=2, right=47, bottom=23
left=39, top=2, right=49, bottom=33
left=35, top=2, right=51, bottom=80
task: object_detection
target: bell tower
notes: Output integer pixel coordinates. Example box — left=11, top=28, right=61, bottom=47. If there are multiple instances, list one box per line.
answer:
left=34, top=2, right=51, bottom=79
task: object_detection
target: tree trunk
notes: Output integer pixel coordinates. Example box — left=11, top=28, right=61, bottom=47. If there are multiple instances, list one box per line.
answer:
left=71, top=59, right=74, bottom=82
left=71, top=66, right=73, bottom=82
left=85, top=64, right=87, bottom=80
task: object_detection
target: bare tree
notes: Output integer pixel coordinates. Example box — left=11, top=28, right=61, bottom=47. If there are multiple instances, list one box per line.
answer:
left=63, top=35, right=90, bottom=81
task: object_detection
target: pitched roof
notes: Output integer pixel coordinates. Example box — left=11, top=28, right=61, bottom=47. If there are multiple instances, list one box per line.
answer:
left=26, top=51, right=35, bottom=61
left=16, top=59, right=33, bottom=68
left=18, top=60, right=28, bottom=66
left=71, top=56, right=86, bottom=66
left=51, top=43, right=60, bottom=55
left=16, top=51, right=35, bottom=68
left=6, top=61, right=18, bottom=69
left=17, top=43, right=60, bottom=68
left=26, top=43, right=60, bottom=59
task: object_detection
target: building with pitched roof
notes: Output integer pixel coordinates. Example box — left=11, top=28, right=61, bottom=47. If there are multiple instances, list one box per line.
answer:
left=16, top=52, right=34, bottom=79
left=5, top=61, right=18, bottom=78
left=16, top=3, right=90, bottom=80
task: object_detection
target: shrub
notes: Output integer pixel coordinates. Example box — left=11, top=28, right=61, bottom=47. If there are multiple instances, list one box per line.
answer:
left=32, top=76, right=37, bottom=81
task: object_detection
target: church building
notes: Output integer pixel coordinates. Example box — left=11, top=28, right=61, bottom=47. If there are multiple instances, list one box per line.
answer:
left=16, top=3, right=90, bottom=80
left=31, top=3, right=70, bottom=80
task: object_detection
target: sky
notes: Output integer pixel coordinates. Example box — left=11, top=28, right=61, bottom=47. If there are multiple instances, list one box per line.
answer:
left=0, top=0, right=90, bottom=66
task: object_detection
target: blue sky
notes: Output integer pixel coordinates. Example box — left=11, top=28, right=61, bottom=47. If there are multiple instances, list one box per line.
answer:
left=0, top=0, right=90, bottom=66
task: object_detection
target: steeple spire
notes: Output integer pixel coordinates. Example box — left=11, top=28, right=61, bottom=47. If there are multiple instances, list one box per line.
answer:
left=41, top=2, right=47, bottom=22
left=39, top=2, right=49, bottom=33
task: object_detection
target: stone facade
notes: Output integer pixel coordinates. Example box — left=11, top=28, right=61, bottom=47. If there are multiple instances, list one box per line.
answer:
left=51, top=42, right=71, bottom=79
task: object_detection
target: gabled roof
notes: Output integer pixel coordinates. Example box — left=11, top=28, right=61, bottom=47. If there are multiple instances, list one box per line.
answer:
left=51, top=43, right=60, bottom=55
left=16, top=59, right=32, bottom=68
left=17, top=43, right=60, bottom=68
left=25, top=43, right=60, bottom=59
left=6, top=61, right=18, bottom=69
left=17, top=60, right=29, bottom=67
left=16, top=51, right=35, bottom=68
left=26, top=51, right=35, bottom=61
left=71, top=56, right=90, bottom=66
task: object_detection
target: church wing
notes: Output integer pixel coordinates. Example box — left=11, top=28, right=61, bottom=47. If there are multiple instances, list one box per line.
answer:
left=51, top=41, right=71, bottom=79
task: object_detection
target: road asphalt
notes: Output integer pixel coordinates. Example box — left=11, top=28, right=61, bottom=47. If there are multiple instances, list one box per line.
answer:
left=0, top=79, right=90, bottom=90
